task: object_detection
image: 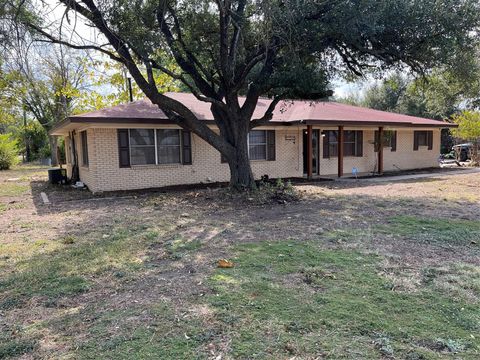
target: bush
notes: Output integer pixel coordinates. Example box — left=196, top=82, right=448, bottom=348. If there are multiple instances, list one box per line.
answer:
left=255, top=178, right=300, bottom=204
left=0, top=134, right=19, bottom=170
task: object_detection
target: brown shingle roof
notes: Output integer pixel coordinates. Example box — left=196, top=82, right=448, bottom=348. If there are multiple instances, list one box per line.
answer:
left=57, top=92, right=454, bottom=133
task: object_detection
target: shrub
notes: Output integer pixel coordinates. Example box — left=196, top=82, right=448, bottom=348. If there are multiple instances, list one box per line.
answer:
left=255, top=178, right=300, bottom=204
left=0, top=134, right=19, bottom=170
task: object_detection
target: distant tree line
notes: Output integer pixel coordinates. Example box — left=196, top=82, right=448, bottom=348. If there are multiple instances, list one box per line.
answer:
left=338, top=58, right=480, bottom=154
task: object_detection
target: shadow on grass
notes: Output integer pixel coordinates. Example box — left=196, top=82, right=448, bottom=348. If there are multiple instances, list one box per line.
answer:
left=2, top=177, right=479, bottom=358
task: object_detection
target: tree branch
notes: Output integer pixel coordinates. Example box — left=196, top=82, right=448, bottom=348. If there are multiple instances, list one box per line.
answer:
left=25, top=23, right=123, bottom=62
left=249, top=94, right=285, bottom=129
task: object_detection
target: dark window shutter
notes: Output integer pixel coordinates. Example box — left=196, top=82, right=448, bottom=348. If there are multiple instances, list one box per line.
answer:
left=413, top=131, right=419, bottom=151
left=118, top=129, right=130, bottom=168
left=374, top=130, right=379, bottom=153
left=182, top=130, right=192, bottom=165
left=391, top=131, right=397, bottom=152
left=427, top=131, right=433, bottom=150
left=267, top=130, right=276, bottom=161
left=356, top=131, right=363, bottom=157
left=323, top=131, right=330, bottom=158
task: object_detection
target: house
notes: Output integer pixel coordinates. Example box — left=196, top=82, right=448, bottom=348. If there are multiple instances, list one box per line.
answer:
left=50, top=92, right=455, bottom=192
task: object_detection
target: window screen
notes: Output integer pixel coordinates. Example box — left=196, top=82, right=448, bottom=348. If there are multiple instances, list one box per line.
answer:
left=129, top=129, right=156, bottom=165
left=323, top=130, right=362, bottom=157
left=81, top=131, right=89, bottom=167
left=157, top=129, right=181, bottom=164
left=249, top=130, right=267, bottom=160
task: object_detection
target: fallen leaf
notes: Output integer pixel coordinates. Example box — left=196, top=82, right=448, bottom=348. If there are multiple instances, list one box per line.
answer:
left=218, top=259, right=234, bottom=268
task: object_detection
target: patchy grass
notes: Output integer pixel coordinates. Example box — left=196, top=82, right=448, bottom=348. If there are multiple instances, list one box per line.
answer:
left=1, top=165, right=479, bottom=358
left=0, top=183, right=29, bottom=197
left=382, top=216, right=480, bottom=245
left=0, top=223, right=171, bottom=310
left=166, top=235, right=203, bottom=259
left=422, top=263, right=480, bottom=303
left=73, top=304, right=206, bottom=359
left=209, top=241, right=479, bottom=359
left=0, top=336, right=36, bottom=359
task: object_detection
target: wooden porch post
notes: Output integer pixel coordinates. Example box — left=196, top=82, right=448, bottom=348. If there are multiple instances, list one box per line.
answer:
left=338, top=126, right=344, bottom=177
left=307, top=125, right=313, bottom=179
left=378, top=126, right=384, bottom=175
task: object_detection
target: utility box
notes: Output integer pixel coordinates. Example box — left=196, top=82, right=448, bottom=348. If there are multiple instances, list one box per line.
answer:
left=48, top=168, right=67, bottom=185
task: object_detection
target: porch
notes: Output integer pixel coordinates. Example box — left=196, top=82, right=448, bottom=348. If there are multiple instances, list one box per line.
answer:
left=303, top=125, right=387, bottom=179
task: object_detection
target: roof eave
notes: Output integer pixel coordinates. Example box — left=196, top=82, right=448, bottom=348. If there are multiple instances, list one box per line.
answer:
left=49, top=116, right=457, bottom=136
left=303, top=119, right=457, bottom=128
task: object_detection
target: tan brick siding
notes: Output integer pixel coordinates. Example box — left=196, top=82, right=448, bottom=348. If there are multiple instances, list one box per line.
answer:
left=64, top=136, right=73, bottom=179
left=383, top=129, right=441, bottom=171
left=318, top=128, right=377, bottom=175
left=64, top=126, right=440, bottom=192
left=83, top=127, right=303, bottom=192
left=316, top=127, right=440, bottom=175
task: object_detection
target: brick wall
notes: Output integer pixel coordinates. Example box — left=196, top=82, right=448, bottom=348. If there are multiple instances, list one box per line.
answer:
left=64, top=125, right=441, bottom=192
left=83, top=127, right=303, bottom=192
left=316, top=127, right=440, bottom=175
left=383, top=129, right=440, bottom=171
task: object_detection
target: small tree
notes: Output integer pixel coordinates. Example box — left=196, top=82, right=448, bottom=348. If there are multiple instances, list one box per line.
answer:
left=0, top=134, right=19, bottom=170
left=452, top=111, right=480, bottom=166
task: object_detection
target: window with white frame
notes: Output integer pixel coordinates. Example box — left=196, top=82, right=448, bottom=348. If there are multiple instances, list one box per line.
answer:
left=128, top=129, right=183, bottom=165
left=129, top=129, right=156, bottom=165
left=157, top=129, right=181, bottom=164
left=248, top=130, right=267, bottom=160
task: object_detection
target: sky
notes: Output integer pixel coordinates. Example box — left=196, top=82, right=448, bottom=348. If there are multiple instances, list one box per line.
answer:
left=41, top=0, right=370, bottom=101
left=332, top=80, right=366, bottom=100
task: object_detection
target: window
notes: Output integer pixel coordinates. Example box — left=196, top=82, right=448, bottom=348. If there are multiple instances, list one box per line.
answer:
left=343, top=131, right=357, bottom=157
left=326, top=130, right=339, bottom=158
left=129, top=129, right=156, bottom=165
left=417, top=131, right=428, bottom=146
left=123, top=129, right=191, bottom=166
left=374, top=130, right=397, bottom=152
left=65, top=137, right=72, bottom=164
left=81, top=131, right=89, bottom=167
left=323, top=130, right=363, bottom=157
left=414, top=131, right=433, bottom=151
left=157, top=129, right=181, bottom=164
left=249, top=130, right=267, bottom=160
left=247, top=130, right=276, bottom=161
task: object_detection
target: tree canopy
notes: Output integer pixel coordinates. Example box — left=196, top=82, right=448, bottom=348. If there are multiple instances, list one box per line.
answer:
left=5, top=0, right=480, bottom=187
left=452, top=111, right=480, bottom=165
left=360, top=65, right=480, bottom=121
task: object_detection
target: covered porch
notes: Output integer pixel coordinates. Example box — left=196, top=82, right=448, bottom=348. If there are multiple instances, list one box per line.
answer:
left=303, top=125, right=387, bottom=179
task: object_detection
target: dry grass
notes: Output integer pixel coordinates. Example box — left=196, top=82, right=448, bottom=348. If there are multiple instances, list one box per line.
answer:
left=0, top=165, right=479, bottom=359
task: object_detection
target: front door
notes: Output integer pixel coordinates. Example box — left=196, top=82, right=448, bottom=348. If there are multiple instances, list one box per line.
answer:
left=303, top=129, right=319, bottom=175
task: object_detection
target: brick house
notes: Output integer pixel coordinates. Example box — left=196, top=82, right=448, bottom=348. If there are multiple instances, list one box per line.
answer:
left=50, top=92, right=455, bottom=192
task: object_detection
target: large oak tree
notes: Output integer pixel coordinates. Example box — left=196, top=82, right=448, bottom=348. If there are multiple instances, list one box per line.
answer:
left=7, top=0, right=480, bottom=189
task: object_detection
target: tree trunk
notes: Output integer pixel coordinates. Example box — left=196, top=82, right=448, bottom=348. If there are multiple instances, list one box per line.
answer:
left=228, top=150, right=256, bottom=190
left=49, top=135, right=58, bottom=166
left=226, top=127, right=256, bottom=190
